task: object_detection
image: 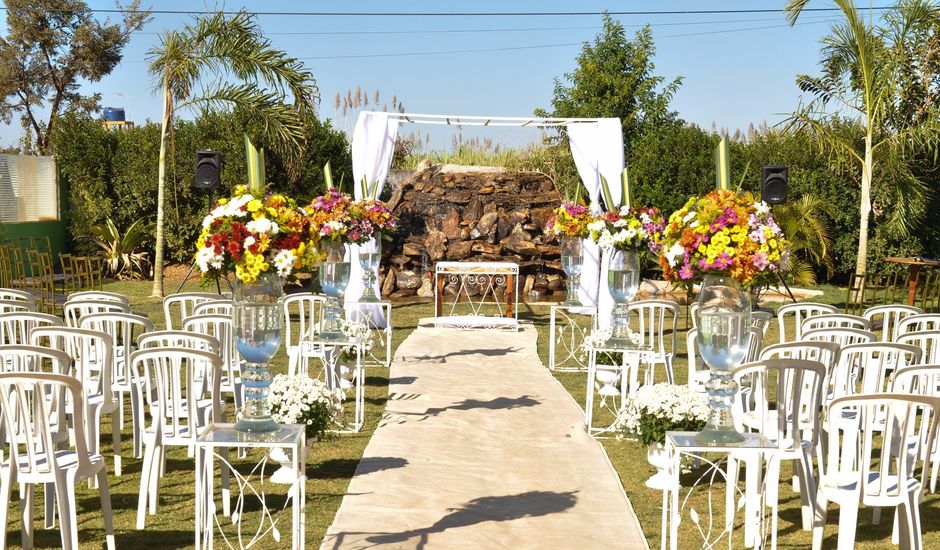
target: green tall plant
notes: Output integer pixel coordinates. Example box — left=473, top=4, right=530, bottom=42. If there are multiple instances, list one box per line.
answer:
left=90, top=217, right=154, bottom=279
left=773, top=195, right=835, bottom=285
left=147, top=10, right=318, bottom=297
left=785, top=0, right=940, bottom=289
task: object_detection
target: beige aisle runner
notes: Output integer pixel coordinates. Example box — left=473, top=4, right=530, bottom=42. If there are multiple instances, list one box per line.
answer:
left=320, top=321, right=648, bottom=550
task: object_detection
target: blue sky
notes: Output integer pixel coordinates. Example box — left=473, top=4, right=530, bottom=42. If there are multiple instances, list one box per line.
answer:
left=0, top=1, right=851, bottom=150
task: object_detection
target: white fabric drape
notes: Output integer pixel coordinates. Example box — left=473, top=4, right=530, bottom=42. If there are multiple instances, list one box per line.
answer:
left=567, top=118, right=625, bottom=328
left=346, top=111, right=400, bottom=328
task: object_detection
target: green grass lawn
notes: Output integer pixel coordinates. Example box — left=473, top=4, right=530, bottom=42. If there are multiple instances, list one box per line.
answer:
left=6, top=280, right=931, bottom=548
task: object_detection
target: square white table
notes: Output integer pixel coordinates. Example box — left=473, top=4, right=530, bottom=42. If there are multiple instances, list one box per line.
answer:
left=584, top=343, right=655, bottom=436
left=306, top=335, right=366, bottom=432
left=661, top=431, right=774, bottom=550
left=548, top=304, right=597, bottom=371
left=194, top=423, right=306, bottom=550
left=345, top=300, right=393, bottom=367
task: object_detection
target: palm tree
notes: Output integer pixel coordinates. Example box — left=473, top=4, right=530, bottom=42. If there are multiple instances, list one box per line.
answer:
left=785, top=0, right=940, bottom=292
left=774, top=195, right=835, bottom=285
left=147, top=11, right=318, bottom=297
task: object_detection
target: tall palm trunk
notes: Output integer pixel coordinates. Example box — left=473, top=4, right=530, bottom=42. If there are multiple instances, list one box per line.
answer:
left=150, top=77, right=172, bottom=297
left=854, top=134, right=874, bottom=301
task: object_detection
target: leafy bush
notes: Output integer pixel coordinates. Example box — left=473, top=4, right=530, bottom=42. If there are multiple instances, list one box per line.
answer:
left=90, top=217, right=153, bottom=279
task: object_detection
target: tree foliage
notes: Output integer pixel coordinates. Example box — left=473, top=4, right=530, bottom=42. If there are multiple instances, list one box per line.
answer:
left=535, top=13, right=682, bottom=148
left=0, top=0, right=150, bottom=153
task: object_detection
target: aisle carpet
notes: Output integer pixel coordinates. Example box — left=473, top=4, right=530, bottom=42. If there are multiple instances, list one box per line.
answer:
left=320, top=320, right=648, bottom=549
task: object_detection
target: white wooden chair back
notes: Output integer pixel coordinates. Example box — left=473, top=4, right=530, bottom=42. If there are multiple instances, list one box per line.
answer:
left=67, top=290, right=129, bottom=305
left=0, top=299, right=34, bottom=314
left=733, top=359, right=826, bottom=450
left=896, top=313, right=940, bottom=338
left=192, top=299, right=234, bottom=317
left=131, top=348, right=222, bottom=441
left=777, top=302, right=838, bottom=344
left=896, top=330, right=940, bottom=364
left=0, top=344, right=71, bottom=375
left=801, top=313, right=870, bottom=334
left=163, top=292, right=221, bottom=330
left=863, top=304, right=923, bottom=341
left=0, top=372, right=88, bottom=478
left=802, top=327, right=876, bottom=349
left=64, top=300, right=129, bottom=328
left=0, top=312, right=62, bottom=345
left=30, top=326, right=114, bottom=407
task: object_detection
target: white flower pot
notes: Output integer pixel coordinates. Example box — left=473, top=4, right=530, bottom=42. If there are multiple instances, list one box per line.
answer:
left=645, top=443, right=673, bottom=490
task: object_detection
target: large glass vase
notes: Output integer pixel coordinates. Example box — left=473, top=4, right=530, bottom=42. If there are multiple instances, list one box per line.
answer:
left=320, top=240, right=350, bottom=339
left=695, top=273, right=751, bottom=445
left=233, top=271, right=283, bottom=434
left=358, top=238, right=382, bottom=303
left=560, top=236, right=584, bottom=306
left=605, top=249, right=639, bottom=347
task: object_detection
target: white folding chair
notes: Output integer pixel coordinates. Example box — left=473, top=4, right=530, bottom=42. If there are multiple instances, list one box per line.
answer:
left=627, top=299, right=679, bottom=384
left=800, top=313, right=870, bottom=334
left=896, top=313, right=940, bottom=338
left=63, top=299, right=129, bottom=328
left=0, top=312, right=63, bottom=345
left=163, top=292, right=221, bottom=331
left=0, top=372, right=115, bottom=550
left=80, top=312, right=154, bottom=459
left=133, top=348, right=224, bottom=529
left=729, top=359, right=826, bottom=548
left=31, top=326, right=121, bottom=477
left=67, top=290, right=129, bottom=305
left=777, top=302, right=838, bottom=344
left=814, top=394, right=940, bottom=550
left=863, top=304, right=923, bottom=341
left=283, top=293, right=327, bottom=376
left=183, top=314, right=242, bottom=412
left=893, top=365, right=940, bottom=495
left=192, top=299, right=234, bottom=317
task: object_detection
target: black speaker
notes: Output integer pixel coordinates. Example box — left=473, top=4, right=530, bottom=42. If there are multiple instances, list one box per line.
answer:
left=761, top=165, right=788, bottom=205
left=194, top=151, right=222, bottom=189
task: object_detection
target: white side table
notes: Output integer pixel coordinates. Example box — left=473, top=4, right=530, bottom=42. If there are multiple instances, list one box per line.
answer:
left=585, top=344, right=653, bottom=436
left=548, top=304, right=597, bottom=371
left=345, top=300, right=393, bottom=367
left=195, top=423, right=306, bottom=550
left=661, top=431, right=774, bottom=550
left=306, top=335, right=366, bottom=432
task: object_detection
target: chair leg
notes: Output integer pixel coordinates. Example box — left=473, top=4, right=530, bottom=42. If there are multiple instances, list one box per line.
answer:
left=798, top=449, right=817, bottom=530
left=897, top=491, right=923, bottom=550
left=836, top=500, right=860, bottom=550
left=130, top=389, right=143, bottom=459
left=55, top=474, right=80, bottom=550
left=21, top=482, right=33, bottom=550
left=0, top=467, right=12, bottom=550
left=726, top=455, right=739, bottom=537
left=136, top=442, right=156, bottom=529
left=150, top=444, right=163, bottom=514
left=812, top=490, right=828, bottom=550
left=112, top=408, right=122, bottom=476
left=96, top=469, right=116, bottom=550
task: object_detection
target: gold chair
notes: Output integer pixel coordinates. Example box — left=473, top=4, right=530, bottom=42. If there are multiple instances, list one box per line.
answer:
left=845, top=272, right=867, bottom=315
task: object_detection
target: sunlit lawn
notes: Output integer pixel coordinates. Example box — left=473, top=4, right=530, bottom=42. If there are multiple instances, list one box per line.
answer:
left=8, top=280, right=933, bottom=548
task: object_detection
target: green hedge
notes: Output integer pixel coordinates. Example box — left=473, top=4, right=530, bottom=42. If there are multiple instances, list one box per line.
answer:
left=53, top=111, right=351, bottom=263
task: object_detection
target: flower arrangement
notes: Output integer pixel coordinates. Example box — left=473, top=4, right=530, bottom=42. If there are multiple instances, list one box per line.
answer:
left=338, top=320, right=374, bottom=362
left=306, top=190, right=397, bottom=244
left=618, top=383, right=709, bottom=446
left=194, top=185, right=319, bottom=284
left=544, top=202, right=594, bottom=238
left=268, top=374, right=341, bottom=440
left=659, top=190, right=788, bottom=286
left=587, top=205, right=665, bottom=253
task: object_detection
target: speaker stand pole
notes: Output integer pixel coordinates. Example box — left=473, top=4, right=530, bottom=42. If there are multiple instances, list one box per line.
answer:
left=775, top=271, right=798, bottom=303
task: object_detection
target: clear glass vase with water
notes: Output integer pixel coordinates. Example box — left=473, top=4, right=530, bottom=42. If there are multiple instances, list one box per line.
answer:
left=605, top=250, right=639, bottom=347
left=320, top=240, right=350, bottom=339
left=358, top=238, right=382, bottom=302
left=695, top=273, right=751, bottom=444
left=559, top=236, right=584, bottom=306
left=233, top=271, right=283, bottom=433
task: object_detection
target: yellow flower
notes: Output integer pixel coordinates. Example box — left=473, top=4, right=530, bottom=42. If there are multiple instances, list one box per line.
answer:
left=247, top=199, right=263, bottom=213
left=218, top=198, right=228, bottom=205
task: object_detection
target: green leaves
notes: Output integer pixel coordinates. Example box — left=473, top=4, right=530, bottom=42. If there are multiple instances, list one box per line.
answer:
left=89, top=216, right=154, bottom=279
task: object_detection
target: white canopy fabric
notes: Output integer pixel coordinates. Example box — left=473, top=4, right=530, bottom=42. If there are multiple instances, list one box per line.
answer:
left=347, top=111, right=624, bottom=327
left=345, top=112, right=400, bottom=328
left=567, top=119, right=625, bottom=327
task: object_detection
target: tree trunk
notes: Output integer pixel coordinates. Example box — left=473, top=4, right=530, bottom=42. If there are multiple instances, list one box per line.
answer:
left=853, top=134, right=873, bottom=302
left=150, top=80, right=172, bottom=297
